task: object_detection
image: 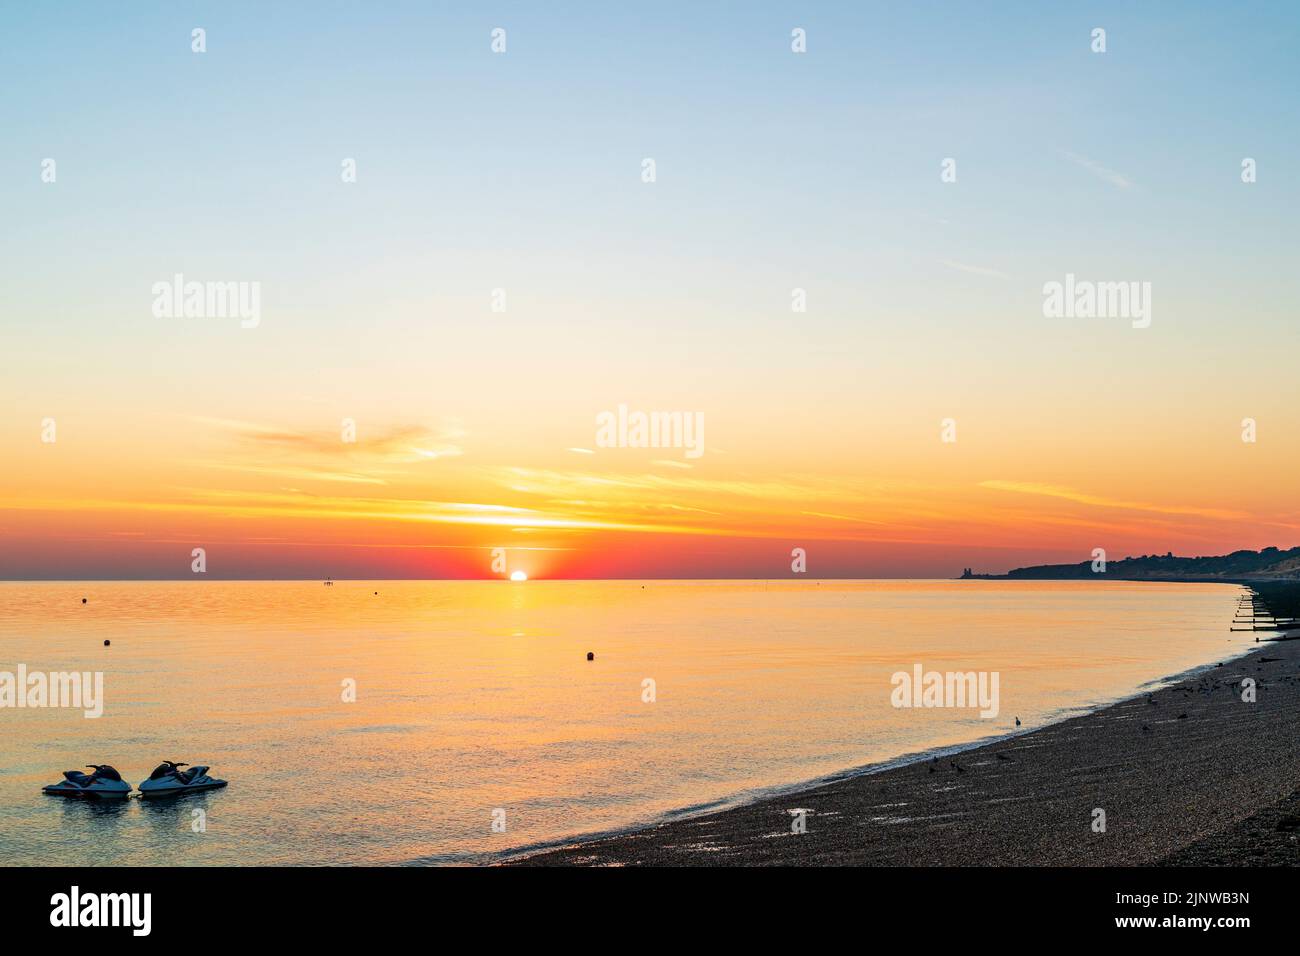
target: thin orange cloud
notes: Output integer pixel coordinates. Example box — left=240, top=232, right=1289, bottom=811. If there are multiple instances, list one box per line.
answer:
left=979, top=480, right=1248, bottom=522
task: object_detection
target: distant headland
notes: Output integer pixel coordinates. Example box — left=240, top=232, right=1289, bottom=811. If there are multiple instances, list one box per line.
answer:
left=960, top=545, right=1300, bottom=581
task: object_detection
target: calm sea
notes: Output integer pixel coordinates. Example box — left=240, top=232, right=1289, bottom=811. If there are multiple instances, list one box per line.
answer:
left=0, top=580, right=1246, bottom=865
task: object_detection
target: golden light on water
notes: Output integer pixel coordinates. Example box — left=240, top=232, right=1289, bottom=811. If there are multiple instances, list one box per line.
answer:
left=0, top=579, right=1248, bottom=865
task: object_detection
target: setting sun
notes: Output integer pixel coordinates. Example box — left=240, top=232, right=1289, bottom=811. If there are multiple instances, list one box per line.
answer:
left=510, top=570, right=528, bottom=582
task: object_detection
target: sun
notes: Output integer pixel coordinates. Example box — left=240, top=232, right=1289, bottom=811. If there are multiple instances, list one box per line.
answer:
left=509, top=570, right=528, bottom=582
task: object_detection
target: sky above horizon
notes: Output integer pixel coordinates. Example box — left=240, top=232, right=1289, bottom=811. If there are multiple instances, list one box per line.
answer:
left=3, top=2, right=1299, bottom=579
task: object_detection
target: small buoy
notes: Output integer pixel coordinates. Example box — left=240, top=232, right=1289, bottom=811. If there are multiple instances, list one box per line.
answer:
left=103, top=640, right=110, bottom=646
left=374, top=591, right=378, bottom=595
left=81, top=598, right=88, bottom=604
left=586, top=652, right=594, bottom=661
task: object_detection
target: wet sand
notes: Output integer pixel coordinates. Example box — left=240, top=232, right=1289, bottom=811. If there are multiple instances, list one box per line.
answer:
left=513, top=637, right=1300, bottom=865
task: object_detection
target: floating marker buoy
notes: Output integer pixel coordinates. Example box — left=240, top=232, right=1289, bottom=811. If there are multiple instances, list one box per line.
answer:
left=103, top=640, right=110, bottom=646
left=81, top=598, right=88, bottom=604
left=586, top=652, right=594, bottom=661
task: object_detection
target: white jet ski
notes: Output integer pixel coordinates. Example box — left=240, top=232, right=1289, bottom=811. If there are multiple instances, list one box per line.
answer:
left=137, top=761, right=228, bottom=797
left=42, top=764, right=132, bottom=799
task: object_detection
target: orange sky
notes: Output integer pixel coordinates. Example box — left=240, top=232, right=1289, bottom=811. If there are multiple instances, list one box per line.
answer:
left=2, top=405, right=1297, bottom=579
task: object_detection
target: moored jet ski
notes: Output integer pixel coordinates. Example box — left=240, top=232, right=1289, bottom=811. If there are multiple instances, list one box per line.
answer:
left=137, top=761, right=228, bottom=797
left=42, top=765, right=132, bottom=799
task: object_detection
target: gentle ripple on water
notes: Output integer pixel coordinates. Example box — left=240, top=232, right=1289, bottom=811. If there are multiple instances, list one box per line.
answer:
left=0, top=579, right=1246, bottom=865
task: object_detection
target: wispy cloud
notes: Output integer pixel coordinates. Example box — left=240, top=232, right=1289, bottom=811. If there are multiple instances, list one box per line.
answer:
left=1060, top=150, right=1134, bottom=189
left=185, top=461, right=390, bottom=485
left=940, top=259, right=1010, bottom=280
left=485, top=467, right=874, bottom=504
left=979, top=480, right=1245, bottom=521
left=3, top=489, right=679, bottom=534
left=191, top=417, right=464, bottom=466
left=799, top=510, right=887, bottom=526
